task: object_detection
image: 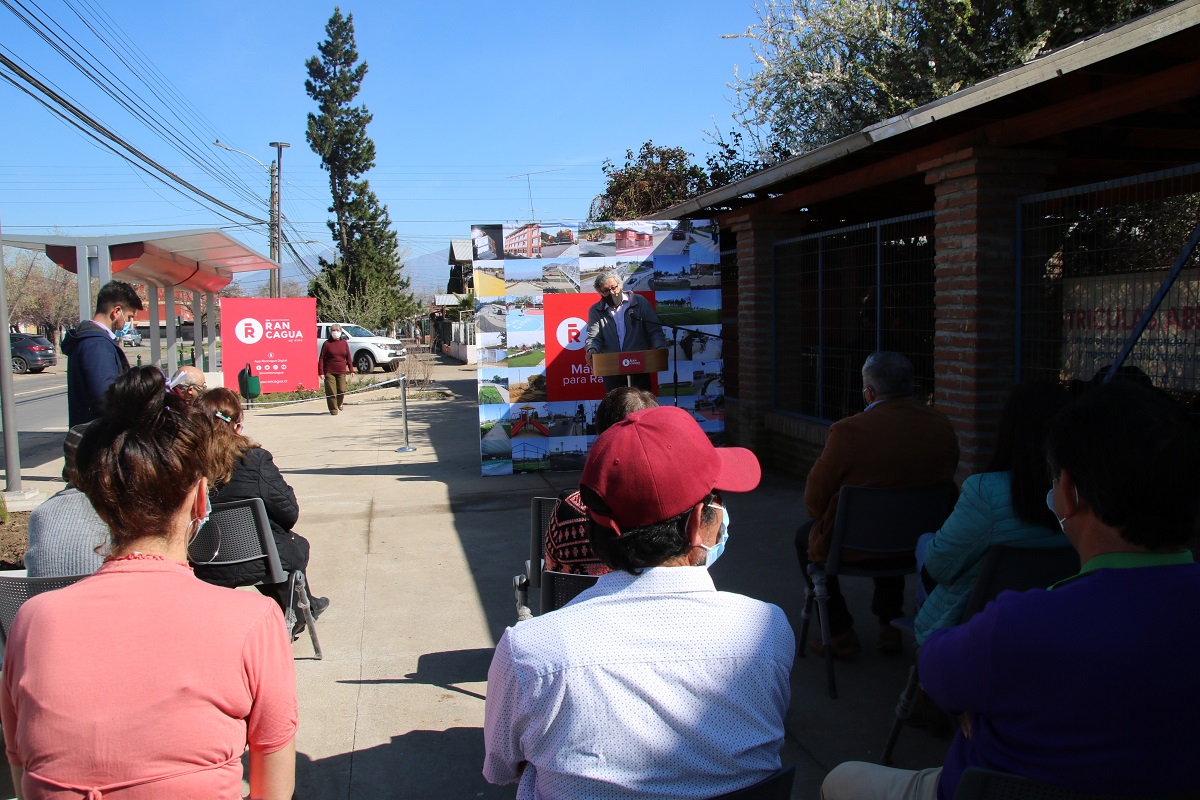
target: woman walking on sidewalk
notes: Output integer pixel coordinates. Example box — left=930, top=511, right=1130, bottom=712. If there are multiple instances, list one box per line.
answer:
left=318, top=323, right=352, bottom=415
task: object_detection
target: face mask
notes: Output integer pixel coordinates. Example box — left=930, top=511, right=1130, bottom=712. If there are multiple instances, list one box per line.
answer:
left=188, top=495, right=213, bottom=547
left=330, top=331, right=341, bottom=340
left=1045, top=487, right=1068, bottom=531
left=699, top=503, right=731, bottom=568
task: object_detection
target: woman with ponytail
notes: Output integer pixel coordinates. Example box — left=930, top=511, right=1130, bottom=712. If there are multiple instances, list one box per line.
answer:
left=0, top=366, right=297, bottom=800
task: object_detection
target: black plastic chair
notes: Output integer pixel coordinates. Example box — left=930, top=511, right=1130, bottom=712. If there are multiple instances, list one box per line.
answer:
left=954, top=766, right=1195, bottom=799
left=710, top=766, right=795, bottom=799
left=514, top=496, right=558, bottom=620
left=0, top=573, right=88, bottom=657
left=189, top=497, right=322, bottom=659
left=881, top=544, right=1079, bottom=763
left=800, top=483, right=957, bottom=698
left=539, top=570, right=599, bottom=614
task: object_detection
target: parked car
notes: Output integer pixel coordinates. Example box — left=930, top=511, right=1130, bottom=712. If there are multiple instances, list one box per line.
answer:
left=316, top=323, right=407, bottom=374
left=10, top=333, right=57, bottom=374
left=122, top=328, right=143, bottom=347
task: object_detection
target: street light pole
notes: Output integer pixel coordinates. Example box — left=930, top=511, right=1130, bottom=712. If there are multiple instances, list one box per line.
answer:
left=214, top=139, right=288, bottom=297
left=269, top=142, right=290, bottom=298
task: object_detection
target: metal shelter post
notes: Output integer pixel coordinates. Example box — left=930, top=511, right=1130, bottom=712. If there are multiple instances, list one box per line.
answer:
left=76, top=244, right=91, bottom=322
left=206, top=291, right=218, bottom=373
left=96, top=241, right=111, bottom=284
left=165, top=290, right=178, bottom=375
left=148, top=285, right=161, bottom=367
left=0, top=223, right=22, bottom=492
left=191, top=292, right=202, bottom=366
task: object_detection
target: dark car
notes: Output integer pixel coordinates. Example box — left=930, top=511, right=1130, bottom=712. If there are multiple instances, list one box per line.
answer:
left=11, top=333, right=57, bottom=374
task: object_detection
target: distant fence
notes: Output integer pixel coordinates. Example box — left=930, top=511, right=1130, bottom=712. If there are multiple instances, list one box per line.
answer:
left=1017, top=162, right=1200, bottom=412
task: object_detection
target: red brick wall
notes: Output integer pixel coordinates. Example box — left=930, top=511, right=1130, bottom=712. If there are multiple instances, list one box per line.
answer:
left=920, top=147, right=1054, bottom=478
left=728, top=213, right=804, bottom=457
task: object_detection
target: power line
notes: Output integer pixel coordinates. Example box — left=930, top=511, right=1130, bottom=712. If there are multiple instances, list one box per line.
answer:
left=0, top=50, right=264, bottom=223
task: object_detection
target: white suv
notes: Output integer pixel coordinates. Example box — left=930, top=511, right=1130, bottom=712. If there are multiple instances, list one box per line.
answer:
left=316, top=322, right=408, bottom=374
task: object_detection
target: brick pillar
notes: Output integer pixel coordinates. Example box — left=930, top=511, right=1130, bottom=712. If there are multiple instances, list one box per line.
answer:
left=920, top=148, right=1054, bottom=478
left=727, top=211, right=800, bottom=452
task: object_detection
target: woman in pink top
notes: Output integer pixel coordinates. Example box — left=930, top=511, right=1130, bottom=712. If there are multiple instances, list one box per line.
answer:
left=0, top=366, right=298, bottom=800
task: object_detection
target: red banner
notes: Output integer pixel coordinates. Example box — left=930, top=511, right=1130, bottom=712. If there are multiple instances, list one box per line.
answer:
left=544, top=294, right=604, bottom=401
left=220, top=298, right=317, bottom=394
left=544, top=293, right=661, bottom=400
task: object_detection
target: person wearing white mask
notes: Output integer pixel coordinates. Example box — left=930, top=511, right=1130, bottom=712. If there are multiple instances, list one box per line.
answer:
left=317, top=324, right=353, bottom=415
left=484, top=406, right=793, bottom=799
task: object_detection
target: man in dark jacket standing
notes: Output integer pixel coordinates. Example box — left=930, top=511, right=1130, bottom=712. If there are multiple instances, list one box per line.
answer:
left=62, top=281, right=143, bottom=428
left=584, top=271, right=667, bottom=393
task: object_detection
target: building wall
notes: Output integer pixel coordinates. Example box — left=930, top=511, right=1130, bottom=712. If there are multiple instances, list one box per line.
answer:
left=724, top=154, right=1053, bottom=482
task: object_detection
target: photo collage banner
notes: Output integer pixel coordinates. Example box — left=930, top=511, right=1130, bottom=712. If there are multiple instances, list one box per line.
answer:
left=473, top=220, right=724, bottom=476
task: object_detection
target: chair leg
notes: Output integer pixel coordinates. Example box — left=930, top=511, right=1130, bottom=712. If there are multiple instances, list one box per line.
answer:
left=808, top=564, right=837, bottom=699
left=293, top=572, right=323, bottom=660
left=881, top=665, right=920, bottom=765
left=514, top=575, right=533, bottom=622
left=798, top=584, right=815, bottom=660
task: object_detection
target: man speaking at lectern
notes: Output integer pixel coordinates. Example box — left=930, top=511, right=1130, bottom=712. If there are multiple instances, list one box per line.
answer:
left=585, top=271, right=668, bottom=393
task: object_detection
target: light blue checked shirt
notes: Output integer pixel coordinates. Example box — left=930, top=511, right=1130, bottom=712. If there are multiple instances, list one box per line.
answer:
left=483, top=567, right=794, bottom=799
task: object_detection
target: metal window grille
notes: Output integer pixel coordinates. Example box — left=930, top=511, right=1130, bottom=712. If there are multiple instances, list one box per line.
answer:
left=773, top=213, right=936, bottom=421
left=719, top=232, right=738, bottom=398
left=1017, top=163, right=1200, bottom=412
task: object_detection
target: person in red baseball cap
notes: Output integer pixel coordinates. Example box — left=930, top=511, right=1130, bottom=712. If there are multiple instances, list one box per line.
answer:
left=483, top=405, right=795, bottom=799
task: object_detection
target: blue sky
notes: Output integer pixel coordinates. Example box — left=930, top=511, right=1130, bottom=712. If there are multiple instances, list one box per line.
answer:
left=0, top=0, right=759, bottom=296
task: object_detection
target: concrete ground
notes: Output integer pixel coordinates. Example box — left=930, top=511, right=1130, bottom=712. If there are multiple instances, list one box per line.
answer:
left=5, top=353, right=952, bottom=799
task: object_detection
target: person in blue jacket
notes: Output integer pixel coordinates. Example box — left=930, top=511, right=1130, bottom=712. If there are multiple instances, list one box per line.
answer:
left=914, top=380, right=1070, bottom=643
left=61, top=280, right=143, bottom=428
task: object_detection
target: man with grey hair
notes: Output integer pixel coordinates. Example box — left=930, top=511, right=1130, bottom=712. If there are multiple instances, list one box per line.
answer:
left=166, top=365, right=207, bottom=408
left=584, top=271, right=667, bottom=393
left=796, top=351, right=959, bottom=656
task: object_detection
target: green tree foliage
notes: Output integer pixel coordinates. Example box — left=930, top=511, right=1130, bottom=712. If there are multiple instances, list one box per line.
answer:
left=589, top=142, right=712, bottom=220
left=305, top=7, right=417, bottom=328
left=726, top=0, right=1174, bottom=160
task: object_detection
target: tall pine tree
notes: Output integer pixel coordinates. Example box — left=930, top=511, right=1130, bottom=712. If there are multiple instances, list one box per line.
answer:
left=305, top=7, right=416, bottom=329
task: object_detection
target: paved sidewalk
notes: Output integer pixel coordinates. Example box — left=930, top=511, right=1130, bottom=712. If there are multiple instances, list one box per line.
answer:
left=259, top=355, right=950, bottom=798
left=6, top=354, right=951, bottom=798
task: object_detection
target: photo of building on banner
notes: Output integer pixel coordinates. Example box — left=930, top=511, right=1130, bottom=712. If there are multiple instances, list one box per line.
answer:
left=472, top=220, right=723, bottom=476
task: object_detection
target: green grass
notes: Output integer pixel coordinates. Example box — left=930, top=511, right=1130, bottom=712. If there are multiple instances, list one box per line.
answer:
left=479, top=386, right=504, bottom=404
left=507, top=349, right=545, bottom=367
left=479, top=422, right=513, bottom=437
left=658, top=307, right=721, bottom=325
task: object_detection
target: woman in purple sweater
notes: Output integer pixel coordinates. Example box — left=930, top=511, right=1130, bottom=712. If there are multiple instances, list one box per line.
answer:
left=318, top=324, right=353, bottom=415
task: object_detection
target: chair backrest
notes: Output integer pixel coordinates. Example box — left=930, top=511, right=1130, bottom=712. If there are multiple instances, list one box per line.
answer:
left=188, top=498, right=286, bottom=585
left=710, top=766, right=796, bottom=800
left=960, top=544, right=1080, bottom=623
left=528, top=496, right=558, bottom=590
left=954, top=766, right=1194, bottom=800
left=0, top=573, right=88, bottom=652
left=539, top=570, right=599, bottom=614
left=826, top=483, right=957, bottom=574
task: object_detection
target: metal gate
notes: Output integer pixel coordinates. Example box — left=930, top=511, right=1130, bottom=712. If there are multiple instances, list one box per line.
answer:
left=1017, top=163, right=1200, bottom=411
left=772, top=212, right=936, bottom=422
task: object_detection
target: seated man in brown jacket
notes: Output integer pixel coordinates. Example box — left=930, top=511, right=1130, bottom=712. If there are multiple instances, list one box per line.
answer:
left=795, top=352, right=959, bottom=656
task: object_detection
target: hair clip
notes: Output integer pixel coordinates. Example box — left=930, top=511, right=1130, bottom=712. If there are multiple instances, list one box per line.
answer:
left=214, top=411, right=232, bottom=423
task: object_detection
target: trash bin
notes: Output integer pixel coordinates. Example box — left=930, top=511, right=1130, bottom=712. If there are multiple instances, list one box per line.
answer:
left=237, top=363, right=261, bottom=402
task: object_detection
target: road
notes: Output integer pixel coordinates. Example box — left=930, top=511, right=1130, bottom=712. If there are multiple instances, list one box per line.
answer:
left=0, top=343, right=219, bottom=482
left=0, top=368, right=70, bottom=480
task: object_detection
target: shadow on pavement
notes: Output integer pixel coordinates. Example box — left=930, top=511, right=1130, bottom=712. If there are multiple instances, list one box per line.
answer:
left=338, top=647, right=493, bottom=702
left=297, top=727, right=510, bottom=800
